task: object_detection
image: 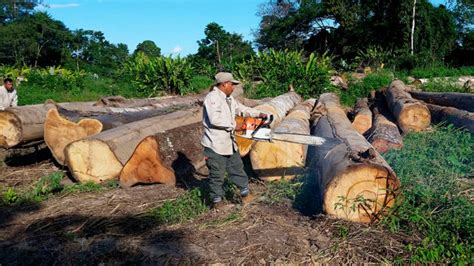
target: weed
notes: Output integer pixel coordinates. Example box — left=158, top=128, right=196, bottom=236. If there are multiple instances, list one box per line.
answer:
left=148, top=188, right=208, bottom=225
left=335, top=225, right=350, bottom=239
left=420, top=79, right=470, bottom=93
left=340, top=70, right=393, bottom=106
left=203, top=210, right=243, bottom=228
left=63, top=181, right=104, bottom=194
left=2, top=187, right=18, bottom=204
left=383, top=125, right=474, bottom=264
left=262, top=177, right=304, bottom=204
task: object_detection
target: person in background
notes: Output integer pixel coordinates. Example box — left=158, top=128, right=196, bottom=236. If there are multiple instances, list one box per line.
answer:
left=202, top=72, right=268, bottom=209
left=0, top=78, right=18, bottom=110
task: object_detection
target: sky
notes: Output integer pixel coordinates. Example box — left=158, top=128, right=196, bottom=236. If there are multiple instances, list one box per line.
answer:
left=38, top=0, right=267, bottom=56
left=38, top=0, right=447, bottom=56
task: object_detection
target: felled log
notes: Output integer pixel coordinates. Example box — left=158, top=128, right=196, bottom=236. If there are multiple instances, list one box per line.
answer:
left=250, top=99, right=315, bottom=181
left=120, top=122, right=204, bottom=188
left=64, top=107, right=202, bottom=183
left=44, top=101, right=198, bottom=165
left=308, top=93, right=400, bottom=223
left=409, top=91, right=474, bottom=112
left=351, top=98, right=372, bottom=134
left=425, top=103, right=474, bottom=134
left=385, top=80, right=431, bottom=133
left=235, top=91, right=302, bottom=156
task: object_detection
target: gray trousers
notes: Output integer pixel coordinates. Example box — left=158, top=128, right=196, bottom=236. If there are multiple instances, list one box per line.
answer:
left=204, top=147, right=248, bottom=201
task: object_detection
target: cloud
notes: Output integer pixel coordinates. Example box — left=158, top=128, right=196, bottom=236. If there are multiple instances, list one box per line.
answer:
left=171, top=46, right=183, bottom=54
left=49, top=3, right=80, bottom=9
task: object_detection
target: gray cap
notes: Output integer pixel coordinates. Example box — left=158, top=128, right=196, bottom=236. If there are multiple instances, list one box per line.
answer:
left=214, top=72, right=241, bottom=85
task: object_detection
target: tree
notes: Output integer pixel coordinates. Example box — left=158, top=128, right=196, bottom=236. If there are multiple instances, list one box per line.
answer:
left=195, top=22, right=255, bottom=69
left=133, top=40, right=161, bottom=58
left=0, top=0, right=41, bottom=24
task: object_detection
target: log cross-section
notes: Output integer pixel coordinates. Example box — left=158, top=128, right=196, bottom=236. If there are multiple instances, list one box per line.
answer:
left=351, top=98, right=372, bottom=134
left=308, top=93, right=400, bottom=223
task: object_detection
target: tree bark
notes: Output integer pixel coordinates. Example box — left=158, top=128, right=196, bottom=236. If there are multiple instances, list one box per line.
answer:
left=409, top=91, right=474, bottom=112
left=119, top=122, right=205, bottom=188
left=64, top=107, right=203, bottom=183
left=351, top=98, right=372, bottom=134
left=307, top=93, right=400, bottom=223
left=425, top=103, right=474, bottom=134
left=385, top=80, right=430, bottom=133
left=250, top=99, right=315, bottom=181
left=235, top=91, right=302, bottom=156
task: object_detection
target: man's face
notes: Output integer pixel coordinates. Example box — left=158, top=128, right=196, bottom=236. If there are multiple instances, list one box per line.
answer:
left=4, top=81, right=13, bottom=91
left=223, top=81, right=235, bottom=96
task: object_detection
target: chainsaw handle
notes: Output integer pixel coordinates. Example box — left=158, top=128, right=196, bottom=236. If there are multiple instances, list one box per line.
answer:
left=251, top=114, right=273, bottom=138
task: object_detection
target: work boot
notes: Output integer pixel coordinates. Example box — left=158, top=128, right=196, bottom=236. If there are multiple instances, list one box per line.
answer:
left=241, top=193, right=255, bottom=206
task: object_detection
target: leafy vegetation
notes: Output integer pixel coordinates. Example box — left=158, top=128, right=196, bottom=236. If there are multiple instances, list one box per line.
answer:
left=340, top=70, right=393, bottom=106
left=1, top=172, right=115, bottom=205
left=383, top=125, right=474, bottom=264
left=148, top=188, right=208, bottom=225
left=236, top=49, right=333, bottom=98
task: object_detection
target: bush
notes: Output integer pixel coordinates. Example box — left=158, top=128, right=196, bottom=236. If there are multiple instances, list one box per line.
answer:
left=121, top=52, right=196, bottom=96
left=235, top=49, right=334, bottom=99
left=340, top=70, right=393, bottom=106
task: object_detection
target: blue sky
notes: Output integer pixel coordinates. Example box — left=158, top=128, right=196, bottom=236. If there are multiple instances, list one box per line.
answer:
left=38, top=0, right=267, bottom=56
left=39, top=0, right=446, bottom=56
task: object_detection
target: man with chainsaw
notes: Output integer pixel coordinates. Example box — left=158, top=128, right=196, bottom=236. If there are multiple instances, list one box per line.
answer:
left=202, top=72, right=268, bottom=209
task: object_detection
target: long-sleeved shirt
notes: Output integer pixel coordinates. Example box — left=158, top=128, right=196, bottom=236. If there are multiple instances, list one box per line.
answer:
left=201, top=87, right=262, bottom=155
left=0, top=86, right=18, bottom=110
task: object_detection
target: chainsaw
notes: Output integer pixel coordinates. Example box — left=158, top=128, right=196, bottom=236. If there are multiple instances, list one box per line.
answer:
left=235, top=115, right=330, bottom=146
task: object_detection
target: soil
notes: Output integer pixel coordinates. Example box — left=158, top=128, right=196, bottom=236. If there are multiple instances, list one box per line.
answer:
left=0, top=147, right=415, bottom=264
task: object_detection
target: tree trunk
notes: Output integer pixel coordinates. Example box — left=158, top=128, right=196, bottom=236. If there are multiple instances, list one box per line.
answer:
left=120, top=122, right=205, bottom=188
left=425, top=103, right=474, bottom=134
left=351, top=98, right=372, bottom=134
left=235, top=91, right=302, bottom=156
left=409, top=91, right=474, bottom=112
left=64, top=107, right=203, bottom=183
left=308, top=93, right=400, bottom=223
left=385, top=80, right=430, bottom=133
left=250, top=99, right=315, bottom=181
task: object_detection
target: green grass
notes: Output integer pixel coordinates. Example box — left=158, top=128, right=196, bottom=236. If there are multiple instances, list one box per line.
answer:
left=1, top=172, right=115, bottom=206
left=261, top=177, right=304, bottom=205
left=382, top=125, right=474, bottom=264
left=148, top=188, right=208, bottom=225
left=419, top=79, right=471, bottom=93
left=407, top=66, right=474, bottom=79
left=340, top=70, right=393, bottom=106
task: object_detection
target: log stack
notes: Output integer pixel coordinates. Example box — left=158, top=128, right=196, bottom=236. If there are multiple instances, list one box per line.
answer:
left=250, top=99, right=315, bottom=181
left=308, top=93, right=400, bottom=223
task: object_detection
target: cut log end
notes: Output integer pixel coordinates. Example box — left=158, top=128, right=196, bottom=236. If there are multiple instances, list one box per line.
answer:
left=44, top=108, right=103, bottom=165
left=65, top=139, right=122, bottom=183
left=324, top=164, right=399, bottom=223
left=399, top=104, right=431, bottom=132
left=119, top=136, right=176, bottom=188
left=371, top=139, right=403, bottom=154
left=0, top=111, right=21, bottom=148
left=352, top=115, right=372, bottom=135
left=250, top=140, right=305, bottom=181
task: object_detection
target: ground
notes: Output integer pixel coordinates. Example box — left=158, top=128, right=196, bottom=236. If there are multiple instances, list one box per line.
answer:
left=0, top=147, right=416, bottom=264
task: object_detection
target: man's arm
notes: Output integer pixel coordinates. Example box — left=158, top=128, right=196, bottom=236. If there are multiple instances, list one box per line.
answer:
left=204, top=95, right=233, bottom=131
left=235, top=100, right=267, bottom=118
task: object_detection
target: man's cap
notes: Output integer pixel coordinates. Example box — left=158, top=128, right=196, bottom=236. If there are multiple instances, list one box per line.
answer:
left=215, top=72, right=241, bottom=85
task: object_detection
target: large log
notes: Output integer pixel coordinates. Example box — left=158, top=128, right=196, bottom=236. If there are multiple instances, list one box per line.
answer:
left=249, top=99, right=315, bottom=181
left=425, top=103, right=474, bottom=134
left=64, top=107, right=203, bottom=183
left=44, top=102, right=198, bottom=165
left=409, top=91, right=474, bottom=112
left=308, top=93, right=400, bottom=223
left=119, top=122, right=204, bottom=188
left=385, top=80, right=431, bottom=133
left=0, top=94, right=207, bottom=149
left=351, top=98, right=372, bottom=134
left=235, top=91, right=302, bottom=156
left=366, top=91, right=403, bottom=153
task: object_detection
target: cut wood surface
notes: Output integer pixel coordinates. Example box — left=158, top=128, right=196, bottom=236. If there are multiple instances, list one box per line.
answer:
left=308, top=93, right=400, bottom=223
left=385, top=80, right=431, bottom=133
left=250, top=99, right=315, bottom=181
left=236, top=91, right=302, bottom=157
left=409, top=91, right=474, bottom=112
left=351, top=98, right=372, bottom=134
left=120, top=122, right=204, bottom=188
left=64, top=107, right=203, bottom=183
left=44, top=102, right=199, bottom=165
left=425, top=103, right=474, bottom=134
